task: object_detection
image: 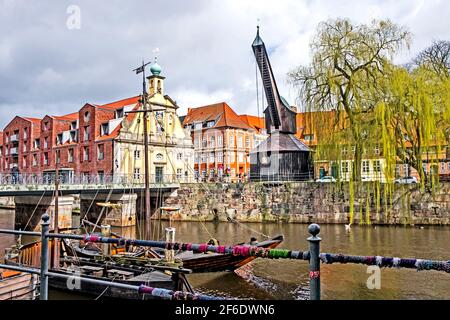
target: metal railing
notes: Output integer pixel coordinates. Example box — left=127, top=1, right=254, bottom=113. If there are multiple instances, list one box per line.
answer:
left=0, top=173, right=195, bottom=186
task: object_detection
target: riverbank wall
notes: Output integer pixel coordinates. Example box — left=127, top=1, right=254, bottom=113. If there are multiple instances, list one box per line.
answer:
left=161, top=182, right=450, bottom=225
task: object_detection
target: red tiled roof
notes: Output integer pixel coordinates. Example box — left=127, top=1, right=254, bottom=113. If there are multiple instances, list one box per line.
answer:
left=183, top=102, right=252, bottom=130
left=53, top=112, right=78, bottom=121
left=23, top=117, right=42, bottom=125
left=98, top=95, right=141, bottom=110
left=239, top=114, right=265, bottom=133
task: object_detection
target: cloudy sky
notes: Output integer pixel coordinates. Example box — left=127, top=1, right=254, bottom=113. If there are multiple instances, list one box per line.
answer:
left=0, top=0, right=449, bottom=128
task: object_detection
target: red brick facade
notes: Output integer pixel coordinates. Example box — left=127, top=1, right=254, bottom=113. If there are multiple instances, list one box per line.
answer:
left=0, top=96, right=140, bottom=179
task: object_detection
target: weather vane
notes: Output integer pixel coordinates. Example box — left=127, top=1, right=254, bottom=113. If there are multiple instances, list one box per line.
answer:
left=153, top=47, right=160, bottom=63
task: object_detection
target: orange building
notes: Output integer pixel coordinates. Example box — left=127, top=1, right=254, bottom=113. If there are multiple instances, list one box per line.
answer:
left=182, top=102, right=266, bottom=182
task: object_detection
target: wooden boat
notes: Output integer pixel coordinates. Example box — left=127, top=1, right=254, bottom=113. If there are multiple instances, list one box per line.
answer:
left=169, top=235, right=284, bottom=273
left=63, top=234, right=285, bottom=273
left=0, top=269, right=38, bottom=300
left=4, top=239, right=194, bottom=300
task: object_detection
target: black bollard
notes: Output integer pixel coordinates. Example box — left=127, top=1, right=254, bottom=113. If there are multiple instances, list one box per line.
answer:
left=307, top=223, right=321, bottom=300
left=40, top=213, right=50, bottom=300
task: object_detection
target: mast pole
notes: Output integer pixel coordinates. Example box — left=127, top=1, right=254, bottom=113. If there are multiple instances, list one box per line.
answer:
left=142, top=63, right=152, bottom=240
left=53, top=166, right=60, bottom=269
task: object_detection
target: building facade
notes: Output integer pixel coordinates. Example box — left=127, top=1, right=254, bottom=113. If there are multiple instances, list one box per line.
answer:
left=0, top=62, right=194, bottom=184
left=182, top=103, right=267, bottom=182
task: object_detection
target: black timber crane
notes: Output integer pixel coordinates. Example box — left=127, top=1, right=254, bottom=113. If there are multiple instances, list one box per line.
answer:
left=252, top=26, right=297, bottom=134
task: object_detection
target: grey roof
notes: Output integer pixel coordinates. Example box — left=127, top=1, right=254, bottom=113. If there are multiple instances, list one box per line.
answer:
left=250, top=131, right=310, bottom=153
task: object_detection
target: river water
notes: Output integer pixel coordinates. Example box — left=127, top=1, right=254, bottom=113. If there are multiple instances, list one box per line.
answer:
left=1, top=209, right=449, bottom=300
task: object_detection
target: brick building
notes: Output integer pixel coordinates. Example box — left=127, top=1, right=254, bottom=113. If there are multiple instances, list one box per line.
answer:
left=0, top=62, right=194, bottom=183
left=182, top=102, right=267, bottom=182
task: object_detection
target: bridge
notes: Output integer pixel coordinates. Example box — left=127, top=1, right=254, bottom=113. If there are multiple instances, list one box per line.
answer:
left=0, top=173, right=186, bottom=196
left=0, top=173, right=189, bottom=230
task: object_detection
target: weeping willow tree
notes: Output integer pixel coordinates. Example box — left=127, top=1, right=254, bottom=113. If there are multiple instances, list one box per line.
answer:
left=381, top=55, right=450, bottom=191
left=288, top=19, right=410, bottom=224
left=289, top=19, right=411, bottom=183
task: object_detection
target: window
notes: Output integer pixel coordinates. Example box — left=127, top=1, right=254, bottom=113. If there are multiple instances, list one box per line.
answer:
left=83, top=146, right=89, bottom=161
left=71, top=121, right=77, bottom=130
left=23, top=127, right=28, bottom=140
left=56, top=134, right=63, bottom=145
left=210, top=136, right=215, bottom=148
left=43, top=122, right=49, bottom=131
left=134, top=150, right=141, bottom=160
left=423, top=163, right=427, bottom=173
left=304, top=134, right=314, bottom=142
left=84, top=111, right=90, bottom=122
left=201, top=153, right=206, bottom=163
left=341, top=147, right=348, bottom=156
left=177, top=153, right=182, bottom=161
left=44, top=137, right=49, bottom=149
left=156, top=153, right=164, bottom=161
left=202, top=137, right=207, bottom=148
left=194, top=153, right=199, bottom=163
left=229, top=152, right=235, bottom=162
left=176, top=168, right=182, bottom=180
left=23, top=156, right=27, bottom=168
left=374, top=145, right=380, bottom=155
left=68, top=149, right=74, bottom=163
left=229, top=134, right=234, bottom=147
left=373, top=160, right=381, bottom=172
left=238, top=152, right=244, bottom=163
left=97, top=144, right=105, bottom=160
left=23, top=143, right=27, bottom=153
left=70, top=130, right=78, bottom=142
left=44, top=152, right=49, bottom=166
left=246, top=137, right=250, bottom=148
left=206, top=121, right=215, bottom=128
left=84, top=126, right=90, bottom=141
left=403, top=164, right=409, bottom=176
left=32, top=154, right=37, bottom=167
left=441, top=162, right=445, bottom=173
left=98, top=171, right=105, bottom=183
left=217, top=151, right=223, bottom=163
left=209, top=152, right=215, bottom=163
left=194, top=123, right=202, bottom=130
left=217, top=134, right=223, bottom=147
left=194, top=138, right=200, bottom=148
left=55, top=150, right=60, bottom=164
left=115, top=108, right=124, bottom=118
left=237, top=136, right=243, bottom=148
left=362, top=160, right=370, bottom=173
left=134, top=168, right=141, bottom=180
left=100, top=123, right=109, bottom=136
left=341, top=162, right=349, bottom=173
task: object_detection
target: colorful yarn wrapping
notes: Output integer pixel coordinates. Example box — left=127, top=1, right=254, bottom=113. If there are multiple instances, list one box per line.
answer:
left=319, top=253, right=450, bottom=273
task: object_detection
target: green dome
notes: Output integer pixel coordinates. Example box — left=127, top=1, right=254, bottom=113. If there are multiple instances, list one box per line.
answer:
left=150, top=61, right=162, bottom=76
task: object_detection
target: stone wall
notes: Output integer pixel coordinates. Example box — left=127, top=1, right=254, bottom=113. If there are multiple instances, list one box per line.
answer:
left=161, top=182, right=450, bottom=225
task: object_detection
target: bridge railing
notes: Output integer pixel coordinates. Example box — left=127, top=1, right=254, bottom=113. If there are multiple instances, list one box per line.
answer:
left=0, top=173, right=195, bottom=186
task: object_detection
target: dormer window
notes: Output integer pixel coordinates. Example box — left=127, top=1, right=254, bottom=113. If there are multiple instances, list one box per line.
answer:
left=115, top=108, right=124, bottom=119
left=71, top=121, right=78, bottom=130
left=194, top=122, right=202, bottom=130
left=100, top=123, right=109, bottom=136
left=206, top=121, right=215, bottom=128
left=70, top=130, right=78, bottom=143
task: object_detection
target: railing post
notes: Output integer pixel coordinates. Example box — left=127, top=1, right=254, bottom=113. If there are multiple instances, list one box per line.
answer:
left=40, top=213, right=50, bottom=300
left=307, top=223, right=321, bottom=300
